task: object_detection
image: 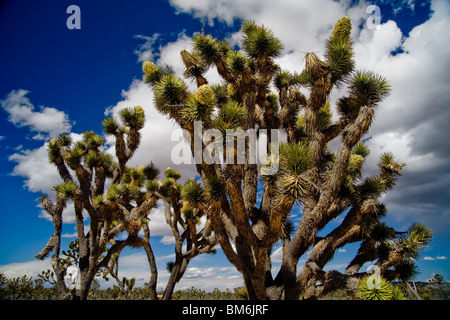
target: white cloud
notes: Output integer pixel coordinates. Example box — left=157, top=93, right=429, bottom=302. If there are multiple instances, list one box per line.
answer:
left=105, top=79, right=197, bottom=180
left=271, top=247, right=283, bottom=263
left=9, top=142, right=62, bottom=194
left=8, top=132, right=85, bottom=224
left=1, top=89, right=72, bottom=140
left=134, top=34, right=160, bottom=62
left=8, top=133, right=82, bottom=194
left=176, top=265, right=242, bottom=291
left=0, top=259, right=51, bottom=279
left=147, top=204, right=173, bottom=238
left=424, top=255, right=448, bottom=261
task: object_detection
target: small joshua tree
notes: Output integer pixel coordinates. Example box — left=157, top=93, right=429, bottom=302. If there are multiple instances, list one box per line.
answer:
left=142, top=18, right=432, bottom=299
left=159, top=169, right=218, bottom=300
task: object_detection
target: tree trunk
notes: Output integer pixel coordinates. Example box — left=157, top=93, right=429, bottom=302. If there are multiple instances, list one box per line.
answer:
left=143, top=223, right=158, bottom=300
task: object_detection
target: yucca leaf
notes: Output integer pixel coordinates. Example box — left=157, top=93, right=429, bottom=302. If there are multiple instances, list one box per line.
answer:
left=359, top=177, right=384, bottom=197
left=82, top=130, right=104, bottom=149
left=352, top=141, right=370, bottom=158
left=192, top=34, right=221, bottom=65
left=84, top=151, right=100, bottom=169
left=242, top=22, right=283, bottom=58
left=53, top=181, right=79, bottom=200
left=119, top=106, right=145, bottom=130
left=279, top=142, right=313, bottom=176
left=350, top=70, right=391, bottom=107
left=325, top=36, right=355, bottom=84
left=153, top=73, right=187, bottom=114
left=64, top=146, right=85, bottom=169
left=226, top=50, right=247, bottom=74
left=164, top=167, right=181, bottom=180
left=102, top=117, right=120, bottom=134
left=146, top=179, right=158, bottom=193
left=181, top=179, right=205, bottom=205
left=57, top=134, right=72, bottom=147
left=205, top=175, right=227, bottom=201
left=357, top=274, right=394, bottom=300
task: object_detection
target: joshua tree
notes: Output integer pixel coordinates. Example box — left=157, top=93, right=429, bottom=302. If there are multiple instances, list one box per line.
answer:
left=36, top=106, right=160, bottom=300
left=143, top=18, right=432, bottom=299
left=157, top=168, right=218, bottom=300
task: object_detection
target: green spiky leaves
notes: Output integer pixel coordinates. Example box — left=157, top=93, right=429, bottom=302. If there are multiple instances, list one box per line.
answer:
left=102, top=117, right=120, bottom=135
left=181, top=179, right=205, bottom=206
left=326, top=17, right=355, bottom=84
left=82, top=130, right=104, bottom=149
left=103, top=105, right=145, bottom=134
left=212, top=100, right=247, bottom=136
left=106, top=183, right=132, bottom=203
left=278, top=142, right=313, bottom=200
left=394, top=223, right=432, bottom=260
left=154, top=73, right=188, bottom=115
left=226, top=50, right=247, bottom=74
left=119, top=106, right=145, bottom=130
left=350, top=71, right=391, bottom=107
left=279, top=142, right=313, bottom=176
left=183, top=85, right=216, bottom=125
left=48, top=134, right=72, bottom=163
left=143, top=162, right=160, bottom=180
left=64, top=145, right=85, bottom=169
left=142, top=61, right=164, bottom=85
left=165, top=167, right=181, bottom=181
left=205, top=175, right=227, bottom=201
left=353, top=141, right=370, bottom=158
left=53, top=181, right=80, bottom=200
left=357, top=274, right=394, bottom=300
left=192, top=34, right=221, bottom=66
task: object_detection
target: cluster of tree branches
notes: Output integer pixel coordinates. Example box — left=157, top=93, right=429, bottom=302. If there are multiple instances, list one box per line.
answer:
left=35, top=17, right=433, bottom=300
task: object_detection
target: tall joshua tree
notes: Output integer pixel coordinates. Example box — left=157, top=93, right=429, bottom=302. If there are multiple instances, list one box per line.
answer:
left=143, top=18, right=432, bottom=299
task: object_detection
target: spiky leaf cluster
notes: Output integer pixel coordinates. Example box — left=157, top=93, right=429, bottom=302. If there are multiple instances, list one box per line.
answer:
left=242, top=20, right=283, bottom=58
left=357, top=274, right=394, bottom=300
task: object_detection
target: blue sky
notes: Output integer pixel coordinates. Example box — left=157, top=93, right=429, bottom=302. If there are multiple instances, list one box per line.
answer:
left=1, top=0, right=449, bottom=290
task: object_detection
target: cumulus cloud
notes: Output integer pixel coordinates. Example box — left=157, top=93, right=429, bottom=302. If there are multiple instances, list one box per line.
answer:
left=134, top=33, right=161, bottom=62
left=1, top=89, right=72, bottom=140
left=9, top=143, right=63, bottom=194
left=105, top=79, right=197, bottom=179
left=0, top=259, right=51, bottom=279
left=355, top=1, right=450, bottom=230
left=169, top=0, right=369, bottom=52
